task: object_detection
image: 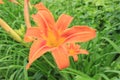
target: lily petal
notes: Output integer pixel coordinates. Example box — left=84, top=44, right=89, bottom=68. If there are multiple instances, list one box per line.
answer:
left=62, top=26, right=96, bottom=43
left=26, top=40, right=52, bottom=69
left=24, top=27, right=41, bottom=42
left=34, top=2, right=47, bottom=10
left=73, top=55, right=78, bottom=62
left=0, top=0, right=4, bottom=4
left=51, top=46, right=70, bottom=69
left=78, top=49, right=88, bottom=54
left=72, top=49, right=88, bottom=61
left=34, top=3, right=55, bottom=29
left=56, top=14, right=73, bottom=33
left=32, top=13, right=48, bottom=36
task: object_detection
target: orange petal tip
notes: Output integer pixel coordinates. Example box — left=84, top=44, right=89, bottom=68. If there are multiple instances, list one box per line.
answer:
left=26, top=63, right=30, bottom=70
left=34, top=2, right=45, bottom=10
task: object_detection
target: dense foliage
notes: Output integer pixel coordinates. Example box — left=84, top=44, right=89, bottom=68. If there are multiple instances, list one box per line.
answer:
left=0, top=0, right=120, bottom=80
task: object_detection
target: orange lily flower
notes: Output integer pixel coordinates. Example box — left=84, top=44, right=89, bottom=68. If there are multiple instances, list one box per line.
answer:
left=66, top=43, right=88, bottom=62
left=24, top=2, right=96, bottom=70
left=0, top=0, right=18, bottom=4
left=0, top=0, right=4, bottom=4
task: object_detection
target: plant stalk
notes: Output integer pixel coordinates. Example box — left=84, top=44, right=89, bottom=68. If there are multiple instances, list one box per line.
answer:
left=0, top=18, right=22, bottom=42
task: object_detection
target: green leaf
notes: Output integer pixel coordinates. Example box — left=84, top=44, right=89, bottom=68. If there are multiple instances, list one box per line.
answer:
left=102, top=37, right=120, bottom=53
left=74, top=75, right=92, bottom=80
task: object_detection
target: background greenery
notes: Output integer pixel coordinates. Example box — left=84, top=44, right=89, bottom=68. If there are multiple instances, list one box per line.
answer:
left=0, top=0, right=120, bottom=80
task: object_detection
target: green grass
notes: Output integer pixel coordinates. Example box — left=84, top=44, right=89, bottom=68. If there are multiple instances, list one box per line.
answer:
left=0, top=0, right=120, bottom=80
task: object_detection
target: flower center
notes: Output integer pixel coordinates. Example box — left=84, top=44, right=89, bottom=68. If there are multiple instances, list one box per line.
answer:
left=69, top=49, right=75, bottom=56
left=46, top=30, right=64, bottom=47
